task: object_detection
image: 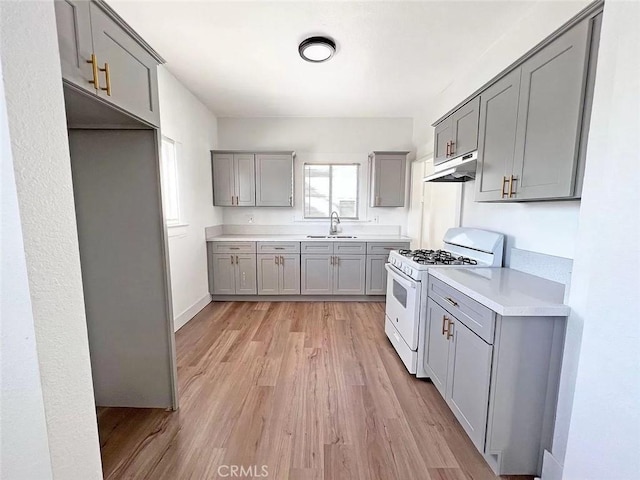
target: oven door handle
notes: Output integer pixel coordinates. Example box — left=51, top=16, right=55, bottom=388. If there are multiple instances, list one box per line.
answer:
left=385, top=264, right=417, bottom=289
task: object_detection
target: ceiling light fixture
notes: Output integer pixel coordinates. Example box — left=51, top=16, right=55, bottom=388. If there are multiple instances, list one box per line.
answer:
left=298, top=36, right=336, bottom=63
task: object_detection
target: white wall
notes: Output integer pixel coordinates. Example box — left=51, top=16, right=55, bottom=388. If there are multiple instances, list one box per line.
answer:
left=218, top=117, right=414, bottom=232
left=0, top=57, right=53, bottom=480
left=158, top=67, right=221, bottom=331
left=0, top=1, right=103, bottom=478
left=412, top=0, right=591, bottom=261
left=550, top=2, right=640, bottom=478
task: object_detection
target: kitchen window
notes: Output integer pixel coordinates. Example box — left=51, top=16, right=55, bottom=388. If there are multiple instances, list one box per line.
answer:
left=304, top=164, right=359, bottom=219
left=160, top=136, right=181, bottom=226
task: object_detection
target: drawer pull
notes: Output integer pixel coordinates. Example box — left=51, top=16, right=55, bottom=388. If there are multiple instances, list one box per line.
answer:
left=445, top=297, right=458, bottom=307
left=229, top=247, right=240, bottom=250
left=274, top=247, right=284, bottom=250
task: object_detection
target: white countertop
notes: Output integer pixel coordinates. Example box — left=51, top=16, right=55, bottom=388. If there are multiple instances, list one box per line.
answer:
left=428, top=268, right=570, bottom=317
left=205, top=233, right=412, bottom=243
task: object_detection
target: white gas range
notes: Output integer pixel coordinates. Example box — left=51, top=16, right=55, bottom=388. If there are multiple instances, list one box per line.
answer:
left=384, top=227, right=505, bottom=375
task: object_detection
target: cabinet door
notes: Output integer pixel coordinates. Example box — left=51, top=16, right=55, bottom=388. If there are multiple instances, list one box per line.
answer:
left=255, top=154, right=293, bottom=207
left=212, top=153, right=235, bottom=206
left=433, top=119, right=452, bottom=165
left=257, top=254, right=279, bottom=295
left=333, top=255, right=366, bottom=295
left=423, top=300, right=452, bottom=399
left=365, top=255, right=388, bottom=295
left=234, top=254, right=257, bottom=295
left=212, top=254, right=236, bottom=295
left=475, top=69, right=522, bottom=201
left=511, top=20, right=591, bottom=200
left=301, top=255, right=333, bottom=295
left=446, top=319, right=493, bottom=452
left=54, top=0, right=95, bottom=93
left=89, top=3, right=160, bottom=126
left=234, top=154, right=256, bottom=206
left=279, top=254, right=301, bottom=295
left=451, top=97, right=480, bottom=159
left=371, top=154, right=406, bottom=207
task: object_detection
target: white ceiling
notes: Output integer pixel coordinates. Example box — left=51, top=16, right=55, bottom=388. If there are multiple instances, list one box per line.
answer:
left=109, top=1, right=536, bottom=118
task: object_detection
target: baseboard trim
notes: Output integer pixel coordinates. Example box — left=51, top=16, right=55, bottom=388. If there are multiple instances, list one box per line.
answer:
left=210, top=294, right=385, bottom=302
left=174, top=294, right=212, bottom=332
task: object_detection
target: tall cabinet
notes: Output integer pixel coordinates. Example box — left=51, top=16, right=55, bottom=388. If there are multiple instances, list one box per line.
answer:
left=55, top=0, right=177, bottom=409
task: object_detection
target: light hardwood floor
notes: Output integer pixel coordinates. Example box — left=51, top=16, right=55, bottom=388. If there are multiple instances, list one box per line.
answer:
left=98, top=302, right=531, bottom=480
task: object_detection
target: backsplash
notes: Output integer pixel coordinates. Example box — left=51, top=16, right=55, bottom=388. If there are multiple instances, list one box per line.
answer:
left=205, top=223, right=403, bottom=238
left=509, top=248, right=573, bottom=303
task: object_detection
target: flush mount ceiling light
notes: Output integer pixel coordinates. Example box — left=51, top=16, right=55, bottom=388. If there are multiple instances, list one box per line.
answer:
left=298, top=36, right=336, bottom=63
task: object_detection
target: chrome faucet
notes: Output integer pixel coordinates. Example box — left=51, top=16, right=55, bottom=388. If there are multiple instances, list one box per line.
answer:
left=329, top=211, right=341, bottom=235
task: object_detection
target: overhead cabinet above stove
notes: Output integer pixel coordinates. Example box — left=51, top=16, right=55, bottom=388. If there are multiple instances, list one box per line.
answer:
left=431, top=2, right=602, bottom=202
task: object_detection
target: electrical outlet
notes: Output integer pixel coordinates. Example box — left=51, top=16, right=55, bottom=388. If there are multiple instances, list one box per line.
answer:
left=247, top=215, right=254, bottom=224
left=373, top=215, right=380, bottom=224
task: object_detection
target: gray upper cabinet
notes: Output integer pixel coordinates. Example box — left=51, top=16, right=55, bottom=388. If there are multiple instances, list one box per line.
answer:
left=89, top=3, right=160, bottom=126
left=473, top=11, right=600, bottom=202
left=433, top=121, right=453, bottom=165
left=451, top=97, right=480, bottom=159
left=433, top=97, right=480, bottom=166
left=511, top=19, right=592, bottom=200
left=54, top=0, right=94, bottom=93
left=370, top=151, right=408, bottom=207
left=212, top=153, right=235, bottom=206
left=475, top=69, right=522, bottom=201
left=255, top=153, right=294, bottom=207
left=234, top=154, right=256, bottom=206
left=54, top=1, right=162, bottom=127
left=211, top=152, right=256, bottom=207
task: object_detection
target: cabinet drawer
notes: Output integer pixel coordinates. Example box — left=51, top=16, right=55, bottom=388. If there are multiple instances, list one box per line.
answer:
left=301, top=242, right=333, bottom=254
left=209, top=242, right=256, bottom=254
left=334, top=242, right=366, bottom=255
left=256, top=242, right=300, bottom=254
left=428, top=276, right=495, bottom=344
left=366, top=242, right=410, bottom=254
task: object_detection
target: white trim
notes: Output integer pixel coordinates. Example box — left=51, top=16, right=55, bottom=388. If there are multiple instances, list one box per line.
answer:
left=174, top=294, right=211, bottom=332
left=540, top=450, right=563, bottom=480
left=167, top=223, right=189, bottom=238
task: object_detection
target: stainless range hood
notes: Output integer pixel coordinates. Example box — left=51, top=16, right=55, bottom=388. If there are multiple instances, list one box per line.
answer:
left=424, top=151, right=477, bottom=182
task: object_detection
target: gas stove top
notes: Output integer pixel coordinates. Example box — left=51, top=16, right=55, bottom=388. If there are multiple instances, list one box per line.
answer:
left=397, top=249, right=478, bottom=266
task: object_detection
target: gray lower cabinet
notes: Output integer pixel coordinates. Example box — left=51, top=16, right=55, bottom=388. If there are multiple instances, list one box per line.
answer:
left=54, top=0, right=161, bottom=126
left=365, top=255, right=388, bottom=295
left=257, top=254, right=300, bottom=295
left=255, top=154, right=294, bottom=207
left=474, top=11, right=600, bottom=202
left=301, top=255, right=333, bottom=295
left=422, top=276, right=566, bottom=475
left=369, top=152, right=409, bottom=207
left=210, top=253, right=257, bottom=295
left=333, top=255, right=366, bottom=295
left=446, top=318, right=493, bottom=452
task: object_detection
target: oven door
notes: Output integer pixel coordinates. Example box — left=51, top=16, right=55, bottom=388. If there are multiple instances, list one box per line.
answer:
left=385, top=264, right=421, bottom=349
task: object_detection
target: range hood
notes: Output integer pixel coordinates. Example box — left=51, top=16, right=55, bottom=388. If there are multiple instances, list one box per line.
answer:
left=424, top=151, right=477, bottom=183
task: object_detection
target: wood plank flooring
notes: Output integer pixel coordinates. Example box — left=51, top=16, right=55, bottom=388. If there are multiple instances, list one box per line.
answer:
left=98, top=302, right=531, bottom=480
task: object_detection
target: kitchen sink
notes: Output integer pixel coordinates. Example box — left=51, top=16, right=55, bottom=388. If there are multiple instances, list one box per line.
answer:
left=306, top=235, right=357, bottom=239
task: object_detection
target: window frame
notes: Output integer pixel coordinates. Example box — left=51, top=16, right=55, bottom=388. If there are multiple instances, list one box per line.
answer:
left=303, top=162, right=360, bottom=220
left=160, top=136, right=182, bottom=227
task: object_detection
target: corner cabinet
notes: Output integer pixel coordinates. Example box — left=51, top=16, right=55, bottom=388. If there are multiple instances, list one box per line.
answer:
left=474, top=10, right=602, bottom=202
left=369, top=151, right=409, bottom=207
left=211, top=151, right=295, bottom=207
left=420, top=276, right=566, bottom=476
left=54, top=0, right=162, bottom=127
